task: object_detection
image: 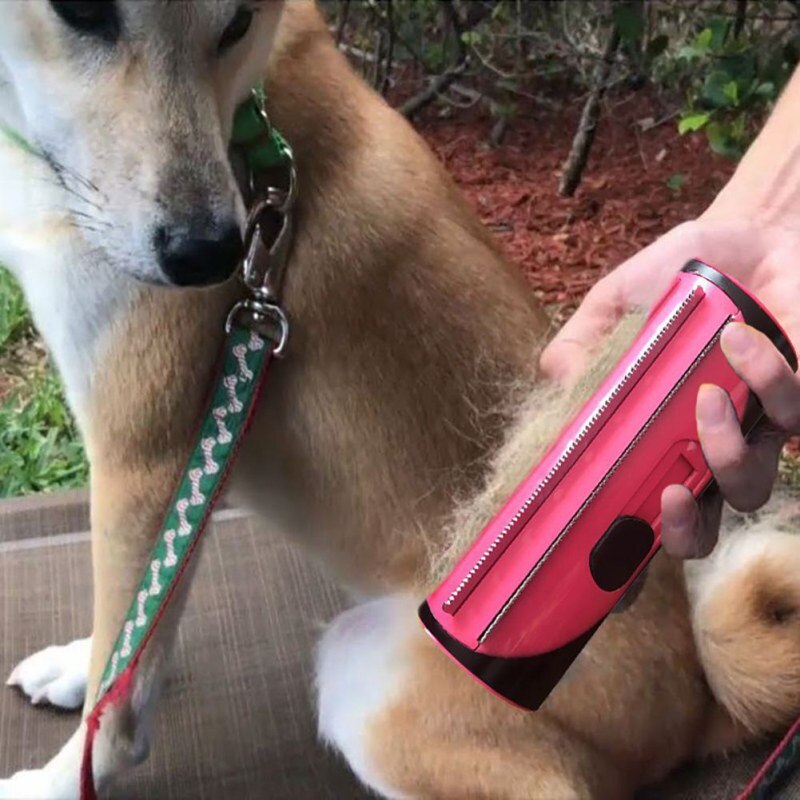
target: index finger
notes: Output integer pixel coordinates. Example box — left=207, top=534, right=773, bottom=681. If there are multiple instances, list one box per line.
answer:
left=539, top=281, right=623, bottom=383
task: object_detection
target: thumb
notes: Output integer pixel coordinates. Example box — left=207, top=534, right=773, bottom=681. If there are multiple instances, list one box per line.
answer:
left=539, top=281, right=624, bottom=384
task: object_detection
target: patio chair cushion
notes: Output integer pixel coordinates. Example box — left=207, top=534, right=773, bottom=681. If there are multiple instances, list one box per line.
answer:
left=0, top=492, right=795, bottom=799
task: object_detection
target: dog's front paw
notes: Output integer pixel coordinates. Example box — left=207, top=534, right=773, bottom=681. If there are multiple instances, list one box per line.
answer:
left=6, top=637, right=90, bottom=710
left=0, top=768, right=71, bottom=800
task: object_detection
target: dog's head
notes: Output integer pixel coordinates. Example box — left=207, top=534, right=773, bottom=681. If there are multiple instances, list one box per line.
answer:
left=0, top=0, right=285, bottom=286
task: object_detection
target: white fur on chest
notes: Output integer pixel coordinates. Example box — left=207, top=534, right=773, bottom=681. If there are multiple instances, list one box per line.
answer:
left=316, top=595, right=415, bottom=800
left=19, top=262, right=134, bottom=421
left=0, top=77, right=134, bottom=424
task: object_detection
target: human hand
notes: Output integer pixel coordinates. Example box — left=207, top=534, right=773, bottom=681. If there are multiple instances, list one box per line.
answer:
left=540, top=215, right=800, bottom=559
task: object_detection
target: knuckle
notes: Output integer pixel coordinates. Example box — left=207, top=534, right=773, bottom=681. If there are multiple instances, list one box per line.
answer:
left=727, top=483, right=772, bottom=513
left=774, top=404, right=800, bottom=433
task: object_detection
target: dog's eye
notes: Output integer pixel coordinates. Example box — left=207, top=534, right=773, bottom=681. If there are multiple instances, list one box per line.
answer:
left=50, top=0, right=120, bottom=44
left=219, top=6, right=254, bottom=54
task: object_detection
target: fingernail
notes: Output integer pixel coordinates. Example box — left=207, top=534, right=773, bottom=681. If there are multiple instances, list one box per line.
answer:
left=722, top=323, right=755, bottom=358
left=697, top=384, right=729, bottom=430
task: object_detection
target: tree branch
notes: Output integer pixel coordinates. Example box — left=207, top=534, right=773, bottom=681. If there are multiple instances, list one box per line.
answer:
left=335, top=0, right=351, bottom=47
left=400, top=0, right=492, bottom=119
left=558, top=21, right=621, bottom=197
left=400, top=62, right=469, bottom=117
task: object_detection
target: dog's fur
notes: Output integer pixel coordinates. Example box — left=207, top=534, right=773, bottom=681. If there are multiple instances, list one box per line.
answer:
left=2, top=2, right=800, bottom=798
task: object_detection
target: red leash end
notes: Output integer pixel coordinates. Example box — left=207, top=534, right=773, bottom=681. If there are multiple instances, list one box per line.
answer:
left=79, top=667, right=135, bottom=800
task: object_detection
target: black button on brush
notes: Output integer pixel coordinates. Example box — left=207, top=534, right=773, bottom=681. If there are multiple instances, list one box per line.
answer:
left=590, top=516, right=655, bottom=592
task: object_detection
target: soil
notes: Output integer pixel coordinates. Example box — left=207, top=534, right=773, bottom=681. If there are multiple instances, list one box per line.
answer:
left=412, top=89, right=736, bottom=321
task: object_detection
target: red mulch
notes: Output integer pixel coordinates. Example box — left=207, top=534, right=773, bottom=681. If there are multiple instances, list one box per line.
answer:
left=413, top=91, right=736, bottom=315
left=415, top=102, right=800, bottom=462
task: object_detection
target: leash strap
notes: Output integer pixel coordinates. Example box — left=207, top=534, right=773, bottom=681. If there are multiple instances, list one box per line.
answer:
left=79, top=325, right=272, bottom=800
left=738, top=716, right=800, bottom=800
left=79, top=90, right=293, bottom=800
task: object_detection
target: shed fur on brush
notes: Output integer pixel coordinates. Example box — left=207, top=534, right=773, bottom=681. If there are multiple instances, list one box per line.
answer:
left=429, top=313, right=646, bottom=585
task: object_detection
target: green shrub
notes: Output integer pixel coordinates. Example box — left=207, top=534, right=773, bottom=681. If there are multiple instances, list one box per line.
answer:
left=676, top=16, right=799, bottom=158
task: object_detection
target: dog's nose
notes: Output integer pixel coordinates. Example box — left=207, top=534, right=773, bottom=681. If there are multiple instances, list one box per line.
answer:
left=155, top=224, right=244, bottom=287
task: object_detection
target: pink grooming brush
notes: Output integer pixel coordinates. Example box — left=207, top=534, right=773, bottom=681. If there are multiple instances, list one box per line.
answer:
left=420, top=261, right=797, bottom=710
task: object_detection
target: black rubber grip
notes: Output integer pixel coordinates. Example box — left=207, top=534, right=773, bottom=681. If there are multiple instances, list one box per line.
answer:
left=419, top=601, right=602, bottom=710
left=681, top=260, right=797, bottom=371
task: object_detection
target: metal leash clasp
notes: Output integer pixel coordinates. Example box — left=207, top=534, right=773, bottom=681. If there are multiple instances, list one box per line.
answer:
left=226, top=92, right=296, bottom=357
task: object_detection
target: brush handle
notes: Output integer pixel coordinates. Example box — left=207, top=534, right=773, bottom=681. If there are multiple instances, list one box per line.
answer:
left=420, top=261, right=797, bottom=711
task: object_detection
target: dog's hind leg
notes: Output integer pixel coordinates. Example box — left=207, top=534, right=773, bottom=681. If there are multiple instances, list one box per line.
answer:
left=687, top=498, right=800, bottom=750
left=317, top=595, right=631, bottom=800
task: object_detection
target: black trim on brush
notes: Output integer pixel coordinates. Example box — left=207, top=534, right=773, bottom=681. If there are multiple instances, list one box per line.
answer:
left=681, top=260, right=798, bottom=371
left=419, top=601, right=602, bottom=711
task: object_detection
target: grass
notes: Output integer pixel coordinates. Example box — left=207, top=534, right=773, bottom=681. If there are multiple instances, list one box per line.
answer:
left=0, top=267, right=88, bottom=497
left=0, top=267, right=29, bottom=350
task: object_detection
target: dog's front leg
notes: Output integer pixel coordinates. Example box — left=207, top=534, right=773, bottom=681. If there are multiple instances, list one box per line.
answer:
left=0, top=458, right=194, bottom=800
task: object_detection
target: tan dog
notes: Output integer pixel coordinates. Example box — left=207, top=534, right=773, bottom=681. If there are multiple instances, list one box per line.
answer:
left=1, top=2, right=799, bottom=798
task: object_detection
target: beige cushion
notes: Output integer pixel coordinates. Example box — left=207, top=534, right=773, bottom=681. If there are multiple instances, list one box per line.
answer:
left=0, top=492, right=795, bottom=799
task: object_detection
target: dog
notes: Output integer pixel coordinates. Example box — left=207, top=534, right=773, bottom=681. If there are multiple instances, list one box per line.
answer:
left=1, top=2, right=800, bottom=798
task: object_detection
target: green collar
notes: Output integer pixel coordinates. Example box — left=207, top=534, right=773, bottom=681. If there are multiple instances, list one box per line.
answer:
left=231, top=87, right=292, bottom=171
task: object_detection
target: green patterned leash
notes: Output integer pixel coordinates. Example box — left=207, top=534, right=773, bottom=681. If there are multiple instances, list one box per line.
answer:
left=79, top=89, right=295, bottom=800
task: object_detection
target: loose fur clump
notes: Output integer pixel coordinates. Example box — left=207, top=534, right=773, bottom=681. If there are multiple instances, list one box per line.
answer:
left=428, top=312, right=646, bottom=585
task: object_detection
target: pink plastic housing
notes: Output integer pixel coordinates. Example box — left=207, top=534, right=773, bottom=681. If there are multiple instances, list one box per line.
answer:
left=420, top=261, right=796, bottom=709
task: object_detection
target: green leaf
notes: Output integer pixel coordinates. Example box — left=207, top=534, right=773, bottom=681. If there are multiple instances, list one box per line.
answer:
left=719, top=52, right=756, bottom=83
left=490, top=2, right=507, bottom=22
left=731, top=112, right=747, bottom=140
left=722, top=80, right=739, bottom=105
left=705, top=121, right=742, bottom=159
left=0, top=268, right=32, bottom=348
left=702, top=70, right=737, bottom=108
left=708, top=17, right=731, bottom=51
left=678, top=112, right=710, bottom=134
left=425, top=41, right=445, bottom=71
left=755, top=81, right=777, bottom=100
left=612, top=5, right=644, bottom=43
left=679, top=28, right=712, bottom=61
left=695, top=28, right=713, bottom=50
left=666, top=173, right=685, bottom=192
left=0, top=356, right=88, bottom=497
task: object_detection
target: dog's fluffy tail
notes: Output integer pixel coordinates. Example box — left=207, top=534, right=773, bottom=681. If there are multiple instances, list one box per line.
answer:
left=688, top=502, right=800, bottom=735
